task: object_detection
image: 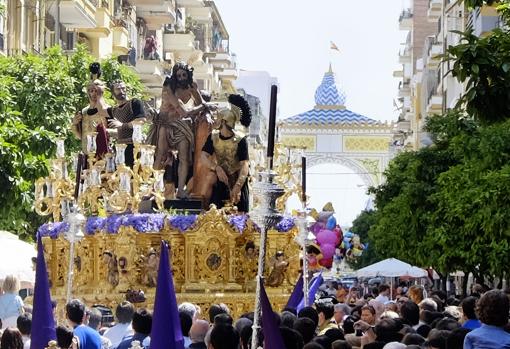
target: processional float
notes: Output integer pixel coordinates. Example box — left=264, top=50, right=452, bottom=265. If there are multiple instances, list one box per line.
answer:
left=33, top=86, right=314, bottom=324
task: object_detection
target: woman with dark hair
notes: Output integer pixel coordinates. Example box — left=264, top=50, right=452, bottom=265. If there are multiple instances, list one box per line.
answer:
left=461, top=296, right=481, bottom=330
left=1, top=328, right=24, bottom=349
left=464, top=289, right=510, bottom=348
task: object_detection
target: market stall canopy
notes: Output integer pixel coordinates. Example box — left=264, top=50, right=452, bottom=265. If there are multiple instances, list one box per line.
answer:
left=356, top=258, right=426, bottom=278
left=406, top=266, right=428, bottom=278
left=0, top=231, right=36, bottom=288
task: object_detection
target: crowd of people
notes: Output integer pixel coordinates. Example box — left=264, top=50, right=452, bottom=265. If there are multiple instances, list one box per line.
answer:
left=1, top=273, right=510, bottom=349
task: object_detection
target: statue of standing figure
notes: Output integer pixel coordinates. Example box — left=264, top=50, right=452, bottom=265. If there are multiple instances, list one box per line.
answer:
left=200, top=94, right=252, bottom=212
left=102, top=251, right=119, bottom=287
left=107, top=80, right=146, bottom=168
left=71, top=63, right=112, bottom=159
left=147, top=62, right=210, bottom=199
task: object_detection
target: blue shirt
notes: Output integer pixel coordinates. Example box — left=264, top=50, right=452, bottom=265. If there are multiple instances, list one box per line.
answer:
left=74, top=324, right=102, bottom=349
left=463, top=319, right=482, bottom=330
left=0, top=293, right=24, bottom=320
left=117, top=333, right=148, bottom=349
left=464, top=324, right=510, bottom=349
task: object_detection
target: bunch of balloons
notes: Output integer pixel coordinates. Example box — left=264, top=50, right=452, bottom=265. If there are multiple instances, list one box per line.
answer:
left=308, top=203, right=365, bottom=269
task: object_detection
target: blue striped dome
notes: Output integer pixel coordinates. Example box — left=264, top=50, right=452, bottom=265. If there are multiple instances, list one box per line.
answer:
left=315, top=70, right=347, bottom=106
left=283, top=66, right=380, bottom=126
left=283, top=108, right=378, bottom=126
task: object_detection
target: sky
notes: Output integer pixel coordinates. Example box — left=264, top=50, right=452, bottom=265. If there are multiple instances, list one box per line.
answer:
left=214, top=0, right=408, bottom=122
left=214, top=0, right=408, bottom=226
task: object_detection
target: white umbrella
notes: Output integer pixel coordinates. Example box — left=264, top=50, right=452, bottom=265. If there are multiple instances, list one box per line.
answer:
left=356, top=258, right=416, bottom=278
left=0, top=235, right=36, bottom=289
left=356, top=258, right=424, bottom=299
left=405, top=266, right=428, bottom=278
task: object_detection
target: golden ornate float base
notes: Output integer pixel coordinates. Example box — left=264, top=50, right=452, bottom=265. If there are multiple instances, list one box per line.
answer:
left=42, top=208, right=301, bottom=320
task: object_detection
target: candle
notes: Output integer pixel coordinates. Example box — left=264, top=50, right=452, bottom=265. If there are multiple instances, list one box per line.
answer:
left=74, top=153, right=83, bottom=200
left=62, top=160, right=68, bottom=180
left=46, top=179, right=53, bottom=198
left=35, top=181, right=44, bottom=200
left=301, top=156, right=306, bottom=204
left=132, top=122, right=144, bottom=144
left=116, top=144, right=127, bottom=166
left=105, top=153, right=116, bottom=173
left=120, top=172, right=131, bottom=193
left=56, top=139, right=65, bottom=159
left=267, top=85, right=278, bottom=166
left=52, top=160, right=63, bottom=180
left=154, top=170, right=165, bottom=192
left=91, top=168, right=100, bottom=186
left=86, top=133, right=97, bottom=154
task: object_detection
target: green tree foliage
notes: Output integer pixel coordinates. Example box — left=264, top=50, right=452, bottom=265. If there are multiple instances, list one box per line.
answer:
left=431, top=120, right=510, bottom=279
left=446, top=28, right=510, bottom=123
left=366, top=1, right=510, bottom=285
left=370, top=112, right=510, bottom=279
left=0, top=46, right=144, bottom=239
left=368, top=114, right=462, bottom=272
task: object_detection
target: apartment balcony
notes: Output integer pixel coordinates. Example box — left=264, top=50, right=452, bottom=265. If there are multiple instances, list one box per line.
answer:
left=399, top=9, right=413, bottom=31
left=217, top=67, right=238, bottom=80
left=134, top=0, right=177, bottom=30
left=187, top=6, right=212, bottom=22
left=426, top=94, right=443, bottom=114
left=204, top=52, right=233, bottom=69
left=193, top=61, right=214, bottom=81
left=163, top=32, right=203, bottom=63
left=80, top=7, right=111, bottom=38
left=48, top=0, right=96, bottom=29
left=163, top=33, right=196, bottom=51
left=398, top=83, right=411, bottom=98
left=112, top=26, right=129, bottom=55
left=427, top=43, right=443, bottom=68
left=130, top=60, right=165, bottom=96
left=398, top=50, right=411, bottom=64
left=177, top=0, right=205, bottom=8
left=427, top=0, right=442, bottom=22
left=393, top=68, right=404, bottom=78
left=396, top=119, right=411, bottom=132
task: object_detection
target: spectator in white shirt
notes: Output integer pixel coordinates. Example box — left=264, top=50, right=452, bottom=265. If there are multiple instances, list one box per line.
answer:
left=103, top=301, right=134, bottom=348
left=375, top=284, right=391, bottom=304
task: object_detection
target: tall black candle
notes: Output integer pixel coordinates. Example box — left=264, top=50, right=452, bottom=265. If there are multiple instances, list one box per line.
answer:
left=74, top=153, right=83, bottom=200
left=301, top=156, right=306, bottom=204
left=267, top=85, right=278, bottom=167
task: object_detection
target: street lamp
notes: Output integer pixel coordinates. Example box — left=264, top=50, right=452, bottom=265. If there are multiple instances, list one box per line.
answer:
left=64, top=209, right=85, bottom=303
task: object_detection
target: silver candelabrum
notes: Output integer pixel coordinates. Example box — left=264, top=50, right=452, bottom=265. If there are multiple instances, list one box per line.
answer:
left=64, top=208, right=86, bottom=303
left=250, top=169, right=285, bottom=349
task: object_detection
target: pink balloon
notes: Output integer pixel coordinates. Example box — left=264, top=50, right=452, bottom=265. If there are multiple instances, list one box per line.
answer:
left=319, top=257, right=333, bottom=268
left=317, top=229, right=338, bottom=246
left=321, top=243, right=336, bottom=259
